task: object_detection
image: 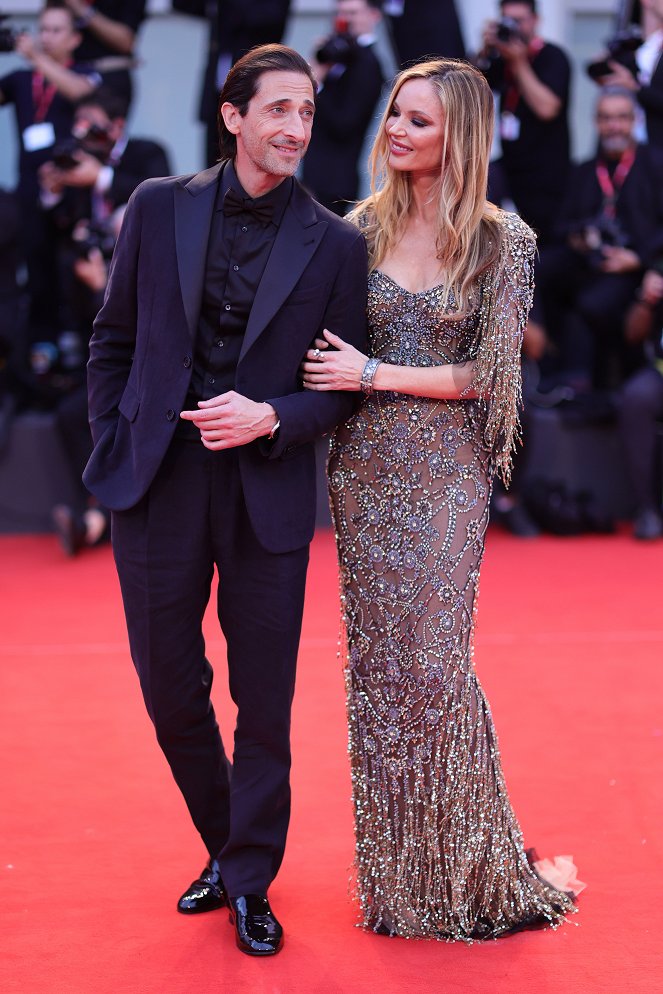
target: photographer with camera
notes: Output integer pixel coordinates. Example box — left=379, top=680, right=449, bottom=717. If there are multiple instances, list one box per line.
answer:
left=38, top=87, right=170, bottom=237
left=534, top=86, right=663, bottom=392
left=0, top=2, right=100, bottom=336
left=476, top=0, right=571, bottom=245
left=593, top=0, right=663, bottom=150
left=616, top=265, right=663, bottom=539
left=34, top=87, right=170, bottom=555
left=302, top=0, right=384, bottom=215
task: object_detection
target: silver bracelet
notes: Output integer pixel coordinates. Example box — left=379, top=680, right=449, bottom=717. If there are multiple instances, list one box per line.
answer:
left=360, top=357, right=383, bottom=395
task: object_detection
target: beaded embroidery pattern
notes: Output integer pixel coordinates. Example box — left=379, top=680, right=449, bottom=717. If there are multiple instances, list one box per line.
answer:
left=329, top=212, right=575, bottom=940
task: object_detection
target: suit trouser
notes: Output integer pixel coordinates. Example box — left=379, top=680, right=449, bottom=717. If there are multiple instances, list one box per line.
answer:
left=111, top=435, right=310, bottom=896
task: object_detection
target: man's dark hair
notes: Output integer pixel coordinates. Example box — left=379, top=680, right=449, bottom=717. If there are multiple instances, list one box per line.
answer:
left=44, top=0, right=78, bottom=29
left=499, top=0, right=537, bottom=12
left=75, top=87, right=129, bottom=121
left=217, top=44, right=317, bottom=162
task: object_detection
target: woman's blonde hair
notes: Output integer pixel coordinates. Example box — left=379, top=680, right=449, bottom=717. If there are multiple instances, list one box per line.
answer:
left=350, top=58, right=501, bottom=313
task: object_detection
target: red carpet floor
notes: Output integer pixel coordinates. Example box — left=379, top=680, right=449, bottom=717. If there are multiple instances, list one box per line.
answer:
left=1, top=528, right=661, bottom=994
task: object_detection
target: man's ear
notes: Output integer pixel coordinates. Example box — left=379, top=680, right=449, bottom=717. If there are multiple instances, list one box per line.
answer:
left=220, top=102, right=241, bottom=136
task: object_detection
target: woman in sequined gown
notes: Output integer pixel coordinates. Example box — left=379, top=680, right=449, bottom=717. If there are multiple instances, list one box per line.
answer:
left=301, top=59, right=580, bottom=940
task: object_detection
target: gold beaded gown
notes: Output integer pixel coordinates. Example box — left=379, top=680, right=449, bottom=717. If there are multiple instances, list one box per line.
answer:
left=328, top=212, right=576, bottom=940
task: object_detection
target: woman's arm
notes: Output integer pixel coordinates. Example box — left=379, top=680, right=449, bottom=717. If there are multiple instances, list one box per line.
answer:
left=301, top=328, right=478, bottom=399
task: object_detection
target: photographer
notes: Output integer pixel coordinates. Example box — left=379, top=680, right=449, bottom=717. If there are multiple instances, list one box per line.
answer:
left=302, top=0, right=384, bottom=215
left=35, top=88, right=170, bottom=555
left=0, top=2, right=100, bottom=334
left=594, top=0, right=663, bottom=149
left=617, top=266, right=663, bottom=539
left=39, top=88, right=170, bottom=237
left=534, top=87, right=663, bottom=391
left=476, top=0, right=571, bottom=245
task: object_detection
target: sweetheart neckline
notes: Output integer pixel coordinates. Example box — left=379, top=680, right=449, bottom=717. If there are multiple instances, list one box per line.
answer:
left=372, top=269, right=445, bottom=296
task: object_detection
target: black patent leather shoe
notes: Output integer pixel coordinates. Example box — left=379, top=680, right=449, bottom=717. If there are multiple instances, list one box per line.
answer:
left=228, top=894, right=283, bottom=956
left=177, top=858, right=227, bottom=914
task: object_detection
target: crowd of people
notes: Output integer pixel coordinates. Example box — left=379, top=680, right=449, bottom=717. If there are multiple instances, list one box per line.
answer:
left=0, top=0, right=662, bottom=546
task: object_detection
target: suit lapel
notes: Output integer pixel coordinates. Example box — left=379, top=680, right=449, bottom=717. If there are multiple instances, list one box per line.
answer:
left=239, top=183, right=328, bottom=362
left=174, top=162, right=222, bottom=339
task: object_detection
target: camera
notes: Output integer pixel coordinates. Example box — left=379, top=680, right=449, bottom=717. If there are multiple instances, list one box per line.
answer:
left=50, top=122, right=114, bottom=169
left=70, top=218, right=116, bottom=260
left=0, top=12, right=17, bottom=52
left=586, top=25, right=641, bottom=81
left=315, top=16, right=358, bottom=66
left=571, top=214, right=630, bottom=270
left=495, top=16, right=525, bottom=44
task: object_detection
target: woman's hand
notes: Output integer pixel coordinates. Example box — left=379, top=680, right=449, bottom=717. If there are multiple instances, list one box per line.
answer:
left=301, top=328, right=368, bottom=392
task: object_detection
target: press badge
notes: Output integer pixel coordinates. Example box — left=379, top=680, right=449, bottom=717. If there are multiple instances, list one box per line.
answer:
left=23, top=122, right=56, bottom=151
left=500, top=111, right=521, bottom=142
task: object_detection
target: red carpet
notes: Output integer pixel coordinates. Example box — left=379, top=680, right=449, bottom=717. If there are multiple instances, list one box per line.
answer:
left=1, top=528, right=661, bottom=993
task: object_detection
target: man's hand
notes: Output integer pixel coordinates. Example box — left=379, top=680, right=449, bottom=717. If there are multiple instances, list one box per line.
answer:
left=600, top=245, right=641, bottom=273
left=639, top=268, right=663, bottom=305
left=179, top=391, right=278, bottom=450
left=15, top=31, right=37, bottom=64
left=73, top=247, right=107, bottom=292
left=600, top=60, right=640, bottom=92
left=40, top=152, right=102, bottom=194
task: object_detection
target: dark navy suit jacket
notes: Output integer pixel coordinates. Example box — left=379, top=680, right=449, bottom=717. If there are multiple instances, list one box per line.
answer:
left=84, top=161, right=368, bottom=552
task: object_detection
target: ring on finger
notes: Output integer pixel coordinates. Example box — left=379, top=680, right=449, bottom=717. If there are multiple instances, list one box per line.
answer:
left=312, top=348, right=324, bottom=362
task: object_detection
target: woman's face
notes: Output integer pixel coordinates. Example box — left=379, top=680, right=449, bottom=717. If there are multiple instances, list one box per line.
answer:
left=385, top=78, right=444, bottom=177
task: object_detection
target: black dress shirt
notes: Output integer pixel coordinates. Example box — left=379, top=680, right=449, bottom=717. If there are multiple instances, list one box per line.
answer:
left=178, top=162, right=293, bottom=435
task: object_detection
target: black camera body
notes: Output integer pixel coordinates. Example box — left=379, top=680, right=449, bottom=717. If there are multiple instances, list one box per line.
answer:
left=0, top=12, right=17, bottom=53
left=586, top=25, right=641, bottom=80
left=495, top=16, right=525, bottom=44
left=315, top=30, right=358, bottom=66
left=71, top=218, right=116, bottom=260
left=572, top=213, right=630, bottom=270
left=50, top=123, right=114, bottom=169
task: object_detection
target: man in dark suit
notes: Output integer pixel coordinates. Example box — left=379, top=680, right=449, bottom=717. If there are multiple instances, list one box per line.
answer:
left=534, top=86, right=663, bottom=389
left=84, top=44, right=368, bottom=957
left=302, top=0, right=385, bottom=215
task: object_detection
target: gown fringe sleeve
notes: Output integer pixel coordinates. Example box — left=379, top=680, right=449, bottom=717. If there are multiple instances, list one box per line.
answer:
left=472, top=211, right=536, bottom=486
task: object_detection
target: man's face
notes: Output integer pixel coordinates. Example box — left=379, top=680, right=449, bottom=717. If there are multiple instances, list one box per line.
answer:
left=337, top=0, right=380, bottom=38
left=223, top=70, right=315, bottom=192
left=596, top=94, right=635, bottom=156
left=38, top=9, right=80, bottom=61
left=500, top=3, right=538, bottom=44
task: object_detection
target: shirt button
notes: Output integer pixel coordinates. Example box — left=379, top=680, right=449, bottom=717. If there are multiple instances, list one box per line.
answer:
left=183, top=355, right=191, bottom=368
left=216, top=339, right=223, bottom=348
left=233, top=264, right=239, bottom=271
left=225, top=303, right=231, bottom=311
left=241, top=225, right=248, bottom=232
left=209, top=377, right=215, bottom=385
left=166, top=409, right=175, bottom=421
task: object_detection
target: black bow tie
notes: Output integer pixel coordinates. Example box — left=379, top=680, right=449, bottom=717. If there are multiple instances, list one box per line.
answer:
left=222, top=187, right=274, bottom=224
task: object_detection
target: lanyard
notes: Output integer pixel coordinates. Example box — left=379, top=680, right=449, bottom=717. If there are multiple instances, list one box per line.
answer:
left=32, top=73, right=57, bottom=124
left=595, top=146, right=636, bottom=218
left=503, top=37, right=545, bottom=114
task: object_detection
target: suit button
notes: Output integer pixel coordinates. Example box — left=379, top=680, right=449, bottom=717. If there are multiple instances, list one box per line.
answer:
left=183, top=356, right=191, bottom=368
left=166, top=409, right=175, bottom=421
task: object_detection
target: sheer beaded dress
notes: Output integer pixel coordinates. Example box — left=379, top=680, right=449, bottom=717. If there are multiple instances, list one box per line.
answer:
left=328, top=212, right=577, bottom=940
